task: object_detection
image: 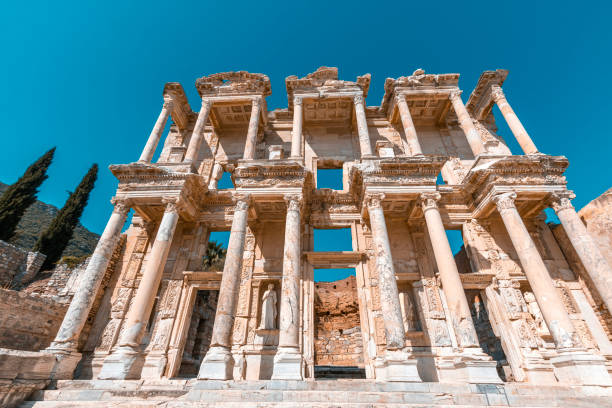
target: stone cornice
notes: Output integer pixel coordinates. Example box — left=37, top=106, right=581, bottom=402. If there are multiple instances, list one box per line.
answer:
left=465, top=69, right=508, bottom=120
left=195, top=71, right=271, bottom=97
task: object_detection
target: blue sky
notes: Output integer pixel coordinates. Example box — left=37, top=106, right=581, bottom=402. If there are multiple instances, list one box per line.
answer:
left=1, top=1, right=611, bottom=281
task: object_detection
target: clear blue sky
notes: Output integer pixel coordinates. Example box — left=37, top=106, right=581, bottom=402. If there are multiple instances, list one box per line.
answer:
left=1, top=1, right=610, bottom=281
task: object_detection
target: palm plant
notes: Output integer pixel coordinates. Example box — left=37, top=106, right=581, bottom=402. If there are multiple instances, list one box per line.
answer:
left=202, top=240, right=226, bottom=271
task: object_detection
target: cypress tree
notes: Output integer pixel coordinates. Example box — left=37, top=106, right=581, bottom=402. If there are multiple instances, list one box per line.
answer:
left=0, top=147, right=55, bottom=241
left=34, top=164, right=98, bottom=270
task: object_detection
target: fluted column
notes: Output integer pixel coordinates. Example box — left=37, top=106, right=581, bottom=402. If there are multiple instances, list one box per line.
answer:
left=290, top=96, right=303, bottom=159
left=493, top=192, right=577, bottom=349
left=45, top=198, right=130, bottom=378
left=550, top=191, right=612, bottom=314
left=199, top=195, right=250, bottom=380
left=139, top=99, right=173, bottom=163
left=491, top=86, right=538, bottom=154
left=353, top=94, right=374, bottom=158
left=272, top=194, right=304, bottom=380
left=99, top=198, right=180, bottom=379
left=366, top=193, right=405, bottom=349
left=449, top=90, right=486, bottom=157
left=184, top=98, right=213, bottom=164
left=395, top=94, right=423, bottom=156
left=243, top=97, right=261, bottom=160
left=421, top=193, right=479, bottom=347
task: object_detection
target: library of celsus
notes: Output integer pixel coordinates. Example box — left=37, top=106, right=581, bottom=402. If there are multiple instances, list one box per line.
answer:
left=5, top=66, right=612, bottom=406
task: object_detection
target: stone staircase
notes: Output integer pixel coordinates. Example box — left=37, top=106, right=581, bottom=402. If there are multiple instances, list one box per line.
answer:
left=19, top=379, right=612, bottom=407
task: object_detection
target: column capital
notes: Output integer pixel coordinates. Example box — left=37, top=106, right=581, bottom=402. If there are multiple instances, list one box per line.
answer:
left=364, top=193, right=385, bottom=209
left=251, top=96, right=263, bottom=108
left=394, top=93, right=407, bottom=105
left=419, top=192, right=441, bottom=212
left=293, top=96, right=303, bottom=106
left=448, top=89, right=463, bottom=100
left=284, top=194, right=303, bottom=211
left=549, top=191, right=576, bottom=212
left=200, top=98, right=213, bottom=110
left=110, top=197, right=131, bottom=215
left=492, top=192, right=517, bottom=211
left=490, top=85, right=506, bottom=103
left=162, top=98, right=174, bottom=110
left=233, top=194, right=252, bottom=211
left=162, top=196, right=183, bottom=213
left=353, top=94, right=365, bottom=105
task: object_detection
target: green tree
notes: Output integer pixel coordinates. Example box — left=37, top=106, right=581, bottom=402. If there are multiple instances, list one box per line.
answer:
left=0, top=148, right=55, bottom=242
left=202, top=240, right=227, bottom=271
left=34, top=164, right=98, bottom=271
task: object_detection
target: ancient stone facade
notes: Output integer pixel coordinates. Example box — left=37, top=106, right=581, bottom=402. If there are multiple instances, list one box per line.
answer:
left=11, top=66, right=612, bottom=406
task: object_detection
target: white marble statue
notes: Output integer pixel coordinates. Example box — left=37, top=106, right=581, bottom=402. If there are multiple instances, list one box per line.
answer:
left=258, top=283, right=277, bottom=330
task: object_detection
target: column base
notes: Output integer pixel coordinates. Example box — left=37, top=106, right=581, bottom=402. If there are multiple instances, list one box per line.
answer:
left=44, top=345, right=82, bottom=380
left=522, top=356, right=558, bottom=384
left=551, top=351, right=612, bottom=386
left=141, top=352, right=167, bottom=379
left=437, top=351, right=502, bottom=384
left=271, top=347, right=303, bottom=380
left=197, top=346, right=234, bottom=380
left=97, top=346, right=140, bottom=380
left=373, top=350, right=422, bottom=382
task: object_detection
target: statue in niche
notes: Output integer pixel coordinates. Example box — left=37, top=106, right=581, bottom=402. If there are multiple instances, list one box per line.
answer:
left=524, top=291, right=549, bottom=335
left=258, top=284, right=277, bottom=330
left=399, top=291, right=420, bottom=332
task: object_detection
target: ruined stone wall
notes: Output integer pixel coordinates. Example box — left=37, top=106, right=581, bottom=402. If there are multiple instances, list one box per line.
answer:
left=314, top=276, right=364, bottom=367
left=0, top=240, right=45, bottom=287
left=0, top=288, right=67, bottom=351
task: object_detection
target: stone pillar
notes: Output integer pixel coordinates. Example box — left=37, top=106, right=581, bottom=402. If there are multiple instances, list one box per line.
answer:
left=550, top=191, right=612, bottom=315
left=353, top=94, right=374, bottom=158
left=45, top=198, right=130, bottom=379
left=290, top=96, right=303, bottom=159
left=98, top=198, right=180, bottom=379
left=395, top=94, right=423, bottom=156
left=198, top=195, right=250, bottom=380
left=243, top=98, right=261, bottom=160
left=139, top=99, right=174, bottom=163
left=208, top=162, right=224, bottom=190
left=367, top=193, right=421, bottom=382
left=491, top=86, right=538, bottom=154
left=493, top=192, right=577, bottom=349
left=184, top=98, right=213, bottom=164
left=272, top=194, right=304, bottom=380
left=421, top=193, right=479, bottom=348
left=449, top=90, right=486, bottom=157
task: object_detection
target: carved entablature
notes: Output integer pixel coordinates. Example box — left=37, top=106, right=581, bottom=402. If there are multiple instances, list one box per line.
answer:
left=354, top=156, right=447, bottom=188
left=233, top=160, right=311, bottom=189
left=285, top=66, right=371, bottom=110
left=381, top=69, right=460, bottom=125
left=462, top=155, right=569, bottom=217
left=163, top=82, right=196, bottom=130
left=195, top=71, right=271, bottom=98
left=465, top=69, right=508, bottom=120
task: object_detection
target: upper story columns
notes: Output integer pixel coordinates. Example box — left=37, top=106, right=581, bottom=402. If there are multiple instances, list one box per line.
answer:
left=449, top=90, right=487, bottom=157
left=353, top=94, right=374, bottom=158
left=490, top=85, right=539, bottom=155
left=290, top=96, right=303, bottom=159
left=395, top=94, right=423, bottom=156
left=139, top=98, right=174, bottom=163
left=243, top=97, right=262, bottom=160
left=184, top=98, right=213, bottom=163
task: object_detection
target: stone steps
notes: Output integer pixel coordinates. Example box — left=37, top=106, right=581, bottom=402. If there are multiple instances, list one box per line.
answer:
left=18, top=379, right=612, bottom=407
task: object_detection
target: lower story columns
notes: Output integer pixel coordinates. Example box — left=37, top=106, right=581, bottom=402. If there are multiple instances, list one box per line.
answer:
left=367, top=193, right=421, bottom=382
left=421, top=193, right=501, bottom=383
left=272, top=194, right=304, bottom=380
left=98, top=198, right=180, bottom=379
left=493, top=192, right=611, bottom=385
left=198, top=195, right=250, bottom=380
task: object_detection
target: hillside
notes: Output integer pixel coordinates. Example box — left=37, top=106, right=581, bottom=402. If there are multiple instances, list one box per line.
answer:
left=0, top=182, right=100, bottom=258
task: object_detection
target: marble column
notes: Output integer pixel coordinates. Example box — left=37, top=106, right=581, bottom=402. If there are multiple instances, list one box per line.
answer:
left=449, top=90, right=486, bottom=157
left=139, top=99, right=174, bottom=163
left=493, top=192, right=577, bottom=349
left=491, top=86, right=538, bottom=155
left=550, top=191, right=612, bottom=314
left=243, top=97, right=261, bottom=160
left=421, top=193, right=479, bottom=348
left=353, top=94, right=374, bottom=158
left=98, top=198, right=180, bottom=379
left=198, top=195, right=250, bottom=380
left=45, top=198, right=130, bottom=379
left=272, top=194, right=304, bottom=380
left=367, top=193, right=421, bottom=381
left=184, top=98, right=213, bottom=164
left=290, top=96, right=303, bottom=159
left=208, top=162, right=224, bottom=190
left=395, top=94, right=423, bottom=156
